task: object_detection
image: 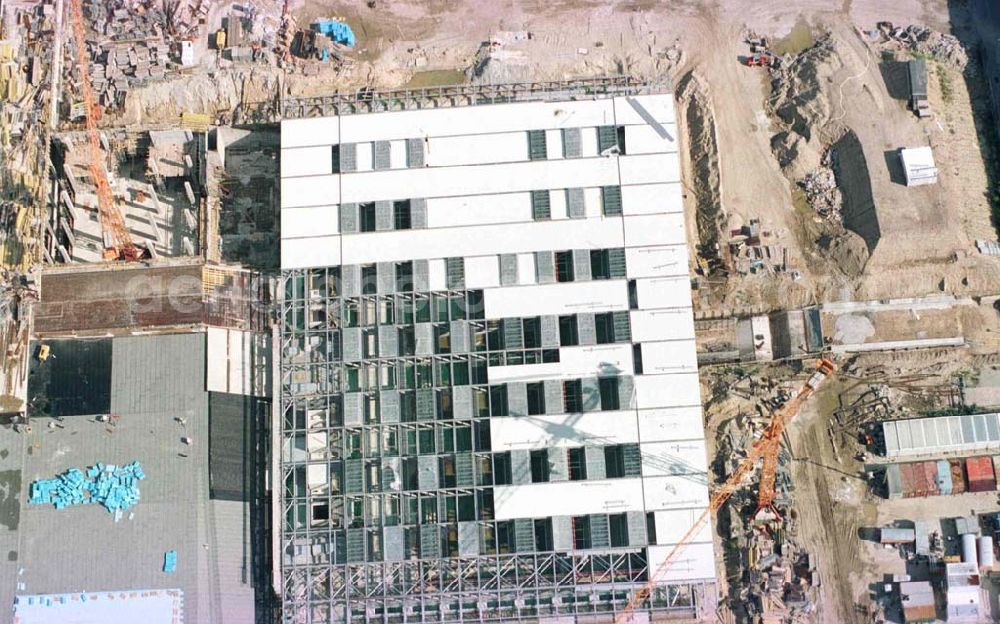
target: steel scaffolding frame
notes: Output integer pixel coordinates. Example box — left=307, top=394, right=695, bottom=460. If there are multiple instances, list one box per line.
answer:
left=278, top=266, right=714, bottom=622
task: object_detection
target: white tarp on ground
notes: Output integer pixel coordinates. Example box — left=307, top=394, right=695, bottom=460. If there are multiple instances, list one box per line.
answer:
left=15, top=589, right=183, bottom=624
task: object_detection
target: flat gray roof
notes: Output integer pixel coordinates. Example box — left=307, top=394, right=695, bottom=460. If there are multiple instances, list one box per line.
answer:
left=883, top=412, right=1000, bottom=458
left=14, top=333, right=255, bottom=624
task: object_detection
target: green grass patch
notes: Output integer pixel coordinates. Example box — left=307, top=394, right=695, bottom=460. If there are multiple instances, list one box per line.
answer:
left=403, top=69, right=466, bottom=89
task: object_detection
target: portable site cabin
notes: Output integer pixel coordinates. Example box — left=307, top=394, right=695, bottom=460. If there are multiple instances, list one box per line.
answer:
left=908, top=58, right=931, bottom=117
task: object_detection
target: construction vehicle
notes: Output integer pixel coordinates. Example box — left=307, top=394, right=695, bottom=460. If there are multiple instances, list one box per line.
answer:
left=743, top=52, right=780, bottom=68
left=36, top=344, right=50, bottom=362
left=615, top=357, right=836, bottom=623
left=68, top=0, right=145, bottom=262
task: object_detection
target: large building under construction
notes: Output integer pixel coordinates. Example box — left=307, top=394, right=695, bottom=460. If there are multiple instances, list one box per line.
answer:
left=277, top=80, right=716, bottom=622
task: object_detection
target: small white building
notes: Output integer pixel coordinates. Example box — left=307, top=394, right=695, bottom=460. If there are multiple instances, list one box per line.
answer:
left=900, top=146, right=938, bottom=186
left=945, top=561, right=982, bottom=622
left=178, top=40, right=196, bottom=67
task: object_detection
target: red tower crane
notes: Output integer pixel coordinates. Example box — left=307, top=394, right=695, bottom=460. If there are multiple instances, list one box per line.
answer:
left=615, top=357, right=836, bottom=623
left=68, top=0, right=144, bottom=262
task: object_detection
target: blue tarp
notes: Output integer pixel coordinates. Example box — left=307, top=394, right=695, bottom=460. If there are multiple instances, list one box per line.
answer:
left=313, top=19, right=356, bottom=47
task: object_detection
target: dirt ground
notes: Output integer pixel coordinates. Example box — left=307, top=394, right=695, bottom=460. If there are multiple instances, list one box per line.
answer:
left=786, top=382, right=880, bottom=624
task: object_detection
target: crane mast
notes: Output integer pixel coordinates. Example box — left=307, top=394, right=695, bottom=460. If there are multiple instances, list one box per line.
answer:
left=68, top=0, right=143, bottom=262
left=615, top=358, right=835, bottom=622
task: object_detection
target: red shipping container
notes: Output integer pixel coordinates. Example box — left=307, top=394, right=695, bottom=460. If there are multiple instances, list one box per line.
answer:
left=966, top=456, right=996, bottom=492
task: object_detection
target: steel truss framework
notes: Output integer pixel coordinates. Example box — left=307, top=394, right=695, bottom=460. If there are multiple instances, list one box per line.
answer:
left=281, top=554, right=712, bottom=623
left=279, top=76, right=670, bottom=120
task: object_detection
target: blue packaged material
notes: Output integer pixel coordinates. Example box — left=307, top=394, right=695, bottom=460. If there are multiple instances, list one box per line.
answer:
left=28, top=461, right=146, bottom=516
left=163, top=550, right=177, bottom=573
left=312, top=19, right=356, bottom=47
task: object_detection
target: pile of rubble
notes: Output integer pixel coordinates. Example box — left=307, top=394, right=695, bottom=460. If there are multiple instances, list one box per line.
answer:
left=747, top=532, right=818, bottom=624
left=727, top=220, right=793, bottom=277
left=876, top=22, right=968, bottom=70
left=798, top=163, right=842, bottom=224
left=86, top=42, right=172, bottom=110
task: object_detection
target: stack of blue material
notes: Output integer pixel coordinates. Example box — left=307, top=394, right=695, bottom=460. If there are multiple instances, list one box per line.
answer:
left=29, top=461, right=145, bottom=516
left=313, top=19, right=356, bottom=47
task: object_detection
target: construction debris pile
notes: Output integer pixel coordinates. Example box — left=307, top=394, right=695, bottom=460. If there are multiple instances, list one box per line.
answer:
left=727, top=220, right=793, bottom=277
left=747, top=531, right=818, bottom=623
left=874, top=22, right=968, bottom=70
left=798, top=163, right=842, bottom=224
left=0, top=3, right=55, bottom=272
left=83, top=41, right=171, bottom=111
left=29, top=461, right=146, bottom=519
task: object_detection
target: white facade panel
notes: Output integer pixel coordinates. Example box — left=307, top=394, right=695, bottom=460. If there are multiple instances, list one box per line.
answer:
left=282, top=205, right=339, bottom=239
left=389, top=140, right=407, bottom=169
left=282, top=146, right=334, bottom=178
left=281, top=236, right=341, bottom=270
left=622, top=214, right=687, bottom=248
left=484, top=281, right=627, bottom=319
left=206, top=327, right=229, bottom=392
left=491, top=412, right=640, bottom=451
left=425, top=133, right=528, bottom=167
left=621, top=183, right=683, bottom=216
left=648, top=542, right=716, bottom=582
left=426, top=193, right=532, bottom=228
left=338, top=99, right=616, bottom=143
left=642, top=475, right=710, bottom=511
left=612, top=94, right=677, bottom=126
left=634, top=373, right=701, bottom=409
left=545, top=129, right=563, bottom=159
left=516, top=253, right=536, bottom=285
left=494, top=478, right=645, bottom=520
left=580, top=127, right=599, bottom=157
left=428, top=258, right=447, bottom=291
left=356, top=141, right=374, bottom=172
left=640, top=340, right=699, bottom=374
left=341, top=219, right=623, bottom=264
left=618, top=153, right=681, bottom=186
left=488, top=344, right=634, bottom=383
left=637, top=407, right=707, bottom=443
left=630, top=309, right=696, bottom=343
left=464, top=255, right=500, bottom=289
left=623, top=124, right=679, bottom=155
left=340, top=157, right=621, bottom=203
left=583, top=187, right=603, bottom=218
left=653, top=509, right=712, bottom=546
left=281, top=117, right=340, bottom=148
left=635, top=276, right=693, bottom=310
left=281, top=175, right=339, bottom=208
left=625, top=245, right=689, bottom=278
left=549, top=188, right=568, bottom=219
left=640, top=440, right=709, bottom=476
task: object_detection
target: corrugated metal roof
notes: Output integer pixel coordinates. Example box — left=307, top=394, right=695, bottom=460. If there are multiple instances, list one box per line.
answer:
left=882, top=413, right=1000, bottom=458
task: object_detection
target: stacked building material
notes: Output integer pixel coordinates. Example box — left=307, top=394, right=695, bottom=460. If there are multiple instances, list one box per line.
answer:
left=29, top=461, right=146, bottom=515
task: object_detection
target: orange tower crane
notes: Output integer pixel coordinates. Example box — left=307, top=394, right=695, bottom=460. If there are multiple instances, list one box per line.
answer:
left=614, top=357, right=836, bottom=623
left=68, top=0, right=144, bottom=262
